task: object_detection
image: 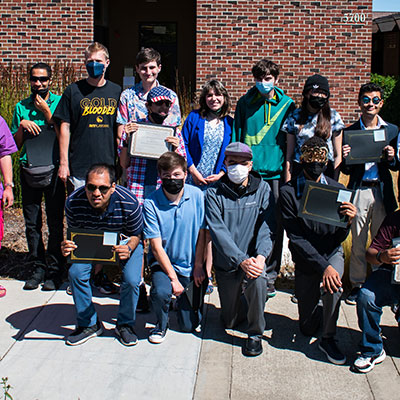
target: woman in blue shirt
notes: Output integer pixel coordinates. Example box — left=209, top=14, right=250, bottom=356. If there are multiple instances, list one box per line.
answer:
left=182, top=80, right=233, bottom=188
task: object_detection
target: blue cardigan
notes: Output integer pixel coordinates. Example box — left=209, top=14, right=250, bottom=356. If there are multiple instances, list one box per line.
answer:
left=181, top=109, right=233, bottom=174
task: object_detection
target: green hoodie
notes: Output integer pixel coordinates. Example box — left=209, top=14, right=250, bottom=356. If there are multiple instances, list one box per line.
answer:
left=233, top=86, right=294, bottom=180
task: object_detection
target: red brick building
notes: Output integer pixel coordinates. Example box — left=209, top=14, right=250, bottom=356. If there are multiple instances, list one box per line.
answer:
left=0, top=0, right=373, bottom=123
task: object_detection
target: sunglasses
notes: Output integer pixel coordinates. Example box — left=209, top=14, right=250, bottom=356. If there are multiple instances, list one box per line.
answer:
left=153, top=100, right=171, bottom=107
left=86, top=184, right=112, bottom=194
left=362, top=96, right=381, bottom=105
left=30, top=76, right=50, bottom=82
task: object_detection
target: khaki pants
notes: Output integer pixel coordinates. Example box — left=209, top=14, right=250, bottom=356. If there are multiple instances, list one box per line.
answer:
left=349, top=185, right=386, bottom=288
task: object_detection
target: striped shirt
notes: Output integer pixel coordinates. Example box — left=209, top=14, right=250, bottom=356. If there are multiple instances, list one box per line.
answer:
left=65, top=185, right=143, bottom=237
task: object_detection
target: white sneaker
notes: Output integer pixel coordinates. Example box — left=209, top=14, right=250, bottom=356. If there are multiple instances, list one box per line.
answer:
left=353, top=349, right=386, bottom=373
left=148, top=327, right=167, bottom=344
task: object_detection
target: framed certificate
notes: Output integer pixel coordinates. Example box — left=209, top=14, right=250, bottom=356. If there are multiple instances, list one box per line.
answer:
left=128, top=122, right=175, bottom=159
left=298, top=181, right=355, bottom=227
left=392, top=237, right=400, bottom=284
left=344, top=128, right=388, bottom=164
left=67, top=229, right=120, bottom=265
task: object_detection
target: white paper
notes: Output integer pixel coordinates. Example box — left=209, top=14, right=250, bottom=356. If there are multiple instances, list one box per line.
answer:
left=373, top=129, right=385, bottom=142
left=337, top=189, right=352, bottom=203
left=103, top=232, right=118, bottom=246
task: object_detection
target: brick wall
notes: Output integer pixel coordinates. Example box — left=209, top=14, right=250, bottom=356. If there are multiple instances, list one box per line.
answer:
left=196, top=0, right=372, bottom=124
left=0, top=0, right=93, bottom=76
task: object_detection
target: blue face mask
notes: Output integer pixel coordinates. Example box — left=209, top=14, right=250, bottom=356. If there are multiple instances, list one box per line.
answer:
left=86, top=61, right=105, bottom=78
left=256, top=81, right=274, bottom=95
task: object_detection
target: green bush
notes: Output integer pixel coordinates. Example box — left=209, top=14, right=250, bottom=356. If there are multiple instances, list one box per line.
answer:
left=370, top=73, right=400, bottom=127
left=0, top=62, right=77, bottom=207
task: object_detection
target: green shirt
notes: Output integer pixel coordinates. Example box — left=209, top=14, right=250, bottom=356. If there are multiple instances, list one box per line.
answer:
left=11, top=91, right=61, bottom=165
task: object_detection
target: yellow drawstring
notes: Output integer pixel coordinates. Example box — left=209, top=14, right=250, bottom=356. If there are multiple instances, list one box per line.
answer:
left=264, top=101, right=271, bottom=125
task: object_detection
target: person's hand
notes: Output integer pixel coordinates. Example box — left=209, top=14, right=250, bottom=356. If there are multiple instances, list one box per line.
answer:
left=380, top=247, right=400, bottom=265
left=205, top=171, right=224, bottom=184
left=342, top=144, right=351, bottom=159
left=34, top=94, right=50, bottom=115
left=171, top=278, right=184, bottom=296
left=340, top=201, right=357, bottom=225
left=20, top=119, right=41, bottom=136
left=240, top=257, right=264, bottom=279
left=113, top=244, right=131, bottom=260
left=61, top=239, right=77, bottom=257
left=166, top=136, right=179, bottom=149
left=125, top=122, right=138, bottom=135
left=58, top=164, right=70, bottom=183
left=193, top=264, right=206, bottom=287
left=322, top=265, right=342, bottom=294
left=2, top=186, right=13, bottom=209
left=192, top=172, right=208, bottom=186
left=383, top=145, right=395, bottom=161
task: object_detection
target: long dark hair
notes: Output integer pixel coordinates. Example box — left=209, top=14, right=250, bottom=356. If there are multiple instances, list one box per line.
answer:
left=198, top=80, right=231, bottom=118
left=298, top=94, right=332, bottom=141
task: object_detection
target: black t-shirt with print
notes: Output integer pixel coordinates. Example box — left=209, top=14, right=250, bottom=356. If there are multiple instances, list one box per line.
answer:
left=53, top=79, right=121, bottom=178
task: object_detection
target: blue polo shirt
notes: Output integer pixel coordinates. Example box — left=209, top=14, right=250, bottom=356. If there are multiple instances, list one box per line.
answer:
left=143, top=184, right=205, bottom=277
left=65, top=185, right=143, bottom=237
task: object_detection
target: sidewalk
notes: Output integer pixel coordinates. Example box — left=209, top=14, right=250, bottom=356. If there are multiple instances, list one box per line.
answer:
left=0, top=279, right=399, bottom=399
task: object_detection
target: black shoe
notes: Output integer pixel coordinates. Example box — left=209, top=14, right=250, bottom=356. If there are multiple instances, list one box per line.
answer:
left=318, top=337, right=346, bottom=365
left=243, top=336, right=263, bottom=357
left=93, top=272, right=119, bottom=295
left=115, top=324, right=138, bottom=346
left=23, top=267, right=45, bottom=290
left=65, top=321, right=103, bottom=346
left=136, top=283, right=150, bottom=313
left=345, top=287, right=360, bottom=305
left=42, top=279, right=59, bottom=291
left=267, top=282, right=277, bottom=298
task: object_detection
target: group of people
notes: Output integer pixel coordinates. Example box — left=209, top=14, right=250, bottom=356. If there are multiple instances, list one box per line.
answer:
left=0, top=41, right=399, bottom=374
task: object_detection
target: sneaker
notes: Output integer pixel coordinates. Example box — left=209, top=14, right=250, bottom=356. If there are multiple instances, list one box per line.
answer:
left=290, top=295, right=298, bottom=304
left=0, top=285, right=6, bottom=298
left=66, top=285, right=73, bottom=296
left=93, top=272, right=119, bottom=295
left=345, top=287, right=360, bottom=305
left=206, top=278, right=214, bottom=295
left=115, top=324, right=138, bottom=346
left=318, top=337, right=346, bottom=365
left=148, top=327, right=167, bottom=344
left=267, top=282, right=277, bottom=298
left=353, top=349, right=386, bottom=373
left=136, top=283, right=150, bottom=313
left=65, top=321, right=103, bottom=346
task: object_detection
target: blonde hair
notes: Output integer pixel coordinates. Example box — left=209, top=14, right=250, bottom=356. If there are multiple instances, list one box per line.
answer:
left=84, top=42, right=109, bottom=60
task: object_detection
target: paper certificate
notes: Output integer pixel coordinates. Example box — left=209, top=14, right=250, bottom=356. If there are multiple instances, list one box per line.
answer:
left=128, top=122, right=176, bottom=159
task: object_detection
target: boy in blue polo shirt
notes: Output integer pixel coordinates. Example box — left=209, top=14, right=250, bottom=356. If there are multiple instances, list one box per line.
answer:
left=143, top=152, right=206, bottom=343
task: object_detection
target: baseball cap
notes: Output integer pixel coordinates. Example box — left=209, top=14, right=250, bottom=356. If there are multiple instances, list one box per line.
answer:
left=147, top=86, right=173, bottom=103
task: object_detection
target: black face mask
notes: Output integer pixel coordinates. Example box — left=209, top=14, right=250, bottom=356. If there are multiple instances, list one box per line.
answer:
left=162, top=178, right=184, bottom=195
left=31, top=87, right=49, bottom=99
left=303, top=161, right=327, bottom=180
left=150, top=112, right=168, bottom=125
left=308, top=95, right=328, bottom=111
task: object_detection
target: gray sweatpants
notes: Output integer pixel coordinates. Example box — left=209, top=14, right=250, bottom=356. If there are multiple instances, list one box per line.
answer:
left=295, top=247, right=344, bottom=339
left=215, top=266, right=267, bottom=337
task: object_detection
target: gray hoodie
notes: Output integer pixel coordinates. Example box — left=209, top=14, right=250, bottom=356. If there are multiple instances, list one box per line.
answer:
left=205, top=171, right=275, bottom=272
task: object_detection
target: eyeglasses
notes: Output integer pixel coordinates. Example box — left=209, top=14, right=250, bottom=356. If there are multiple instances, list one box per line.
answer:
left=30, top=76, right=50, bottom=83
left=86, top=184, right=112, bottom=194
left=153, top=100, right=171, bottom=107
left=362, top=96, right=381, bottom=105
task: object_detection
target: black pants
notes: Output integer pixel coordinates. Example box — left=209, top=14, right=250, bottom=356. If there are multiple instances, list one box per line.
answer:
left=21, top=169, right=66, bottom=278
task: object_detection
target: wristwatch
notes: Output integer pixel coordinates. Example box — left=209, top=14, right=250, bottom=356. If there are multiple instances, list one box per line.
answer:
left=4, top=182, right=14, bottom=188
left=376, top=250, right=383, bottom=264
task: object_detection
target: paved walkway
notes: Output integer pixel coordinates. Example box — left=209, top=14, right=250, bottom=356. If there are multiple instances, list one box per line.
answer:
left=0, top=279, right=399, bottom=399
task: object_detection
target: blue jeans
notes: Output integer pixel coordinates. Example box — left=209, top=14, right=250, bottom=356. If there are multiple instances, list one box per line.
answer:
left=150, top=266, right=202, bottom=332
left=68, top=242, right=143, bottom=327
left=357, top=268, right=400, bottom=356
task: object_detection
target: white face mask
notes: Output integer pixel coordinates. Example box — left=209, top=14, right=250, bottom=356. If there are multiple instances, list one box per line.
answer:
left=227, top=164, right=249, bottom=184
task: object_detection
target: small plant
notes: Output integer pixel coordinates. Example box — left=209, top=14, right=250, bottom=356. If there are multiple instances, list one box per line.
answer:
left=1, top=377, right=13, bottom=400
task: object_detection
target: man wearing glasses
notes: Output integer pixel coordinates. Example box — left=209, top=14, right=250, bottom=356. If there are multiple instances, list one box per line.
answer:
left=61, top=164, right=143, bottom=346
left=342, top=82, right=399, bottom=305
left=11, top=63, right=66, bottom=291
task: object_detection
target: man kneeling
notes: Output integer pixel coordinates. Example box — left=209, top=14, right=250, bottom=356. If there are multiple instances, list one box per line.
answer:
left=206, top=142, right=275, bottom=357
left=62, top=164, right=143, bottom=346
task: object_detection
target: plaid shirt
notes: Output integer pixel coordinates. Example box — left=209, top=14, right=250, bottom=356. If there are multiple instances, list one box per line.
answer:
left=116, top=81, right=181, bottom=128
left=119, top=117, right=186, bottom=205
